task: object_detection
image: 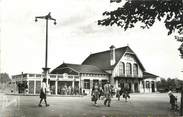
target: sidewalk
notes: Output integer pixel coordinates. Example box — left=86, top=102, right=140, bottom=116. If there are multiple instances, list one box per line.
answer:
left=5, top=93, right=84, bottom=97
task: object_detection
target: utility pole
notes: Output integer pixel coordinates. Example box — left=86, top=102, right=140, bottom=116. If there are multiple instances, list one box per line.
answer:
left=35, top=12, right=56, bottom=93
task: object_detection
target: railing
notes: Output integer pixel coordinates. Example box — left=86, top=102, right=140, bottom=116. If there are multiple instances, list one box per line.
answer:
left=13, top=73, right=79, bottom=79
left=114, top=74, right=140, bottom=78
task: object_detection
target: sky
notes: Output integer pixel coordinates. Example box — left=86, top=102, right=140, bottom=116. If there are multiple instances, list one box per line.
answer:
left=1, top=0, right=183, bottom=79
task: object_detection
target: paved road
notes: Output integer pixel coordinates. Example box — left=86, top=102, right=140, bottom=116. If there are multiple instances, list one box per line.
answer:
left=0, top=93, right=181, bottom=117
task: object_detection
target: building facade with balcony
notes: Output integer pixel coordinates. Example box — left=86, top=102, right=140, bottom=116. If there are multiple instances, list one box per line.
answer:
left=84, top=45, right=158, bottom=93
left=52, top=45, right=158, bottom=94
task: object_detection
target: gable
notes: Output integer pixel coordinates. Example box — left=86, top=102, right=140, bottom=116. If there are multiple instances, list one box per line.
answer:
left=51, top=67, right=79, bottom=75
left=120, top=52, right=145, bottom=71
left=82, top=46, right=145, bottom=71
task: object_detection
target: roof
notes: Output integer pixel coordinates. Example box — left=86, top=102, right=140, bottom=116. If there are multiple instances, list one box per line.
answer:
left=50, top=63, right=108, bottom=75
left=143, top=72, right=158, bottom=79
left=82, top=46, right=145, bottom=71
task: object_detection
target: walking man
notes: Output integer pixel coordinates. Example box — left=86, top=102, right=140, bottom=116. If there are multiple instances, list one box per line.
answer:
left=116, top=86, right=121, bottom=101
left=104, top=81, right=112, bottom=107
left=38, top=78, right=49, bottom=107
left=91, top=83, right=100, bottom=106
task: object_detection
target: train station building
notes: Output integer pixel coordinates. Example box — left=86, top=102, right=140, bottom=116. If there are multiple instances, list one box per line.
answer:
left=12, top=45, right=158, bottom=95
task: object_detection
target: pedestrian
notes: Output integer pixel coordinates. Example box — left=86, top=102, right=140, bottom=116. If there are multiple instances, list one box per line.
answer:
left=104, top=81, right=112, bottom=107
left=116, top=86, right=121, bottom=101
left=168, top=91, right=178, bottom=111
left=99, top=85, right=104, bottom=100
left=123, top=87, right=130, bottom=102
left=38, top=78, right=49, bottom=107
left=91, top=83, right=100, bottom=106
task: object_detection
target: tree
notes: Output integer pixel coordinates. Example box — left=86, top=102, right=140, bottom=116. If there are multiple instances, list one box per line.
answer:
left=0, top=73, right=11, bottom=83
left=98, top=0, right=183, bottom=36
left=0, top=73, right=11, bottom=91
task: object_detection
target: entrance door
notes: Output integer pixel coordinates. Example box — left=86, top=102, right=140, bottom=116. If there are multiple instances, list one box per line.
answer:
left=151, top=81, right=155, bottom=92
left=93, top=79, right=99, bottom=85
left=134, top=83, right=139, bottom=92
left=50, top=81, right=55, bottom=94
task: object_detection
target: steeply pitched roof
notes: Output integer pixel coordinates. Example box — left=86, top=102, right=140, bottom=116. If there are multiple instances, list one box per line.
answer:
left=143, top=72, right=158, bottom=79
left=82, top=46, right=145, bottom=71
left=51, top=63, right=108, bottom=75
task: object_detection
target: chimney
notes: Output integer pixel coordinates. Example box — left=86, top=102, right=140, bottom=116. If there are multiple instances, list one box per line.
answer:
left=110, top=45, right=116, bottom=65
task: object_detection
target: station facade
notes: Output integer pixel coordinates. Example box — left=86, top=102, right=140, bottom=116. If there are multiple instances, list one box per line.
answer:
left=12, top=45, right=158, bottom=95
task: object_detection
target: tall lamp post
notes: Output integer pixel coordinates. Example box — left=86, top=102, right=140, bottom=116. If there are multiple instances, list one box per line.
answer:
left=35, top=12, right=56, bottom=93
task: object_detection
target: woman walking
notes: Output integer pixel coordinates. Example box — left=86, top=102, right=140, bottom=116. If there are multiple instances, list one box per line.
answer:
left=38, top=78, right=49, bottom=107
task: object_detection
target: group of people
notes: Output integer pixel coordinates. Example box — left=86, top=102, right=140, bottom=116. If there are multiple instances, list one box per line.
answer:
left=38, top=77, right=179, bottom=111
left=38, top=78, right=131, bottom=107
left=116, top=87, right=130, bottom=102
left=91, top=81, right=131, bottom=107
left=91, top=81, right=111, bottom=107
left=56, top=85, right=80, bottom=95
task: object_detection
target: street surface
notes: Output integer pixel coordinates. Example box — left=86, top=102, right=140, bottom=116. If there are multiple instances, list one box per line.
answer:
left=0, top=93, right=181, bottom=117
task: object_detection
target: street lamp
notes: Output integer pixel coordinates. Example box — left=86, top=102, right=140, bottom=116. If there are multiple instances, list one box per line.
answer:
left=35, top=12, right=56, bottom=93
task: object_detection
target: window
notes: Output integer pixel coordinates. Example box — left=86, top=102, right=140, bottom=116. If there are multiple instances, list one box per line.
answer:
left=36, top=74, right=41, bottom=77
left=84, top=79, right=90, bottom=89
left=68, top=75, right=73, bottom=79
left=74, top=76, right=79, bottom=79
left=29, top=74, right=35, bottom=77
left=133, top=64, right=138, bottom=77
left=126, top=63, right=132, bottom=76
left=93, top=80, right=99, bottom=85
left=146, top=81, right=150, bottom=88
left=49, top=75, right=56, bottom=78
left=119, top=62, right=125, bottom=76
left=142, top=81, right=145, bottom=88
left=58, top=75, right=63, bottom=78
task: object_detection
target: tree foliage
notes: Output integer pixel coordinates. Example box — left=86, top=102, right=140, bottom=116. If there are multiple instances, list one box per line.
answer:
left=0, top=73, right=11, bottom=83
left=157, top=78, right=183, bottom=92
left=98, top=0, right=183, bottom=36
